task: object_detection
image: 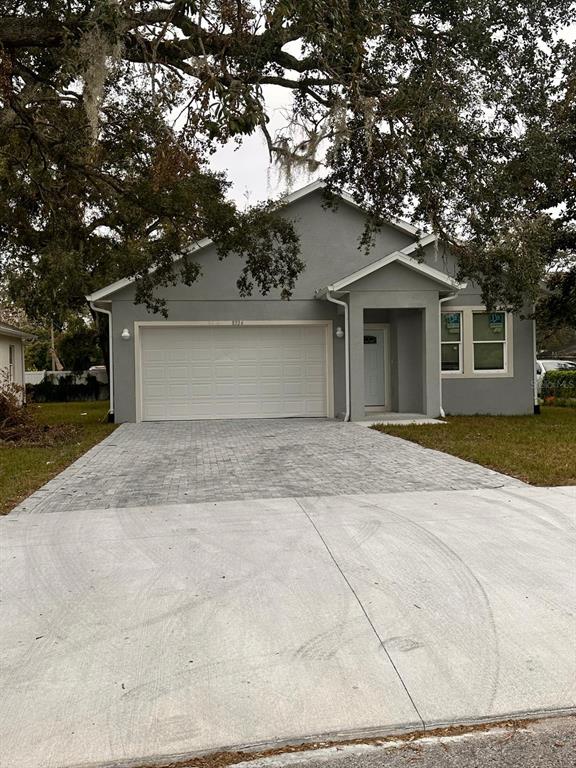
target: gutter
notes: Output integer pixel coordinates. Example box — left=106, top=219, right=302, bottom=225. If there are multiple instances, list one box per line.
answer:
left=89, top=301, right=114, bottom=421
left=438, top=293, right=458, bottom=418
left=325, top=288, right=350, bottom=421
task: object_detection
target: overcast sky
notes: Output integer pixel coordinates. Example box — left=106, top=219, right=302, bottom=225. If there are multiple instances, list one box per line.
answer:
left=208, top=85, right=317, bottom=207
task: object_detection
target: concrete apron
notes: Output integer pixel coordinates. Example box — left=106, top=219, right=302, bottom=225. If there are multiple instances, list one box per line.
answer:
left=0, top=485, right=574, bottom=768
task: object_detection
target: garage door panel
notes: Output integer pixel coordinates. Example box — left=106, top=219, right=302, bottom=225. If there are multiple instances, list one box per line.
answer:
left=306, top=362, right=324, bottom=374
left=143, top=384, right=167, bottom=400
left=260, top=363, right=283, bottom=377
left=167, top=384, right=189, bottom=398
left=284, top=364, right=304, bottom=377
left=140, top=325, right=329, bottom=420
left=166, top=366, right=188, bottom=378
left=142, top=350, right=165, bottom=364
left=190, top=384, right=212, bottom=397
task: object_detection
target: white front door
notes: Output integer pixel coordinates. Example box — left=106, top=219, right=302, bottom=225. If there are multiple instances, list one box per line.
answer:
left=364, top=327, right=389, bottom=408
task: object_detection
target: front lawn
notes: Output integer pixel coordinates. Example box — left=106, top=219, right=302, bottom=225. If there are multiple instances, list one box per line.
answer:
left=0, top=401, right=117, bottom=515
left=372, top=406, right=576, bottom=486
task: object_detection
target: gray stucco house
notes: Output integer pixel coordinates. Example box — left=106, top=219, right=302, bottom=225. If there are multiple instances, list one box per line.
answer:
left=87, top=181, right=537, bottom=423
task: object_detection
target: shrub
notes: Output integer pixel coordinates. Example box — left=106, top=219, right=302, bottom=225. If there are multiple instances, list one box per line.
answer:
left=0, top=369, right=35, bottom=442
left=541, top=370, right=576, bottom=400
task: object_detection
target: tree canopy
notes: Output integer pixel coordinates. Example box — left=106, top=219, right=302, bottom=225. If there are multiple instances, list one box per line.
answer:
left=1, top=0, right=575, bottom=330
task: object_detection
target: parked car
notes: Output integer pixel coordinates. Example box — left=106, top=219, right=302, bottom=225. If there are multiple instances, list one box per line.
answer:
left=536, top=359, right=576, bottom=393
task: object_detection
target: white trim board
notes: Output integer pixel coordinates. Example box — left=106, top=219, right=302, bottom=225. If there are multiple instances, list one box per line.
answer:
left=323, top=250, right=465, bottom=294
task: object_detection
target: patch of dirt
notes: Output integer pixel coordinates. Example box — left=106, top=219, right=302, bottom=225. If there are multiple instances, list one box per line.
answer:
left=1, top=375, right=79, bottom=446
left=131, top=716, right=568, bottom=768
left=0, top=423, right=78, bottom=447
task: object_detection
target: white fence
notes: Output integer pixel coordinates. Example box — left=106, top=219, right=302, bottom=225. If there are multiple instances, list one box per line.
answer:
left=25, top=367, right=108, bottom=386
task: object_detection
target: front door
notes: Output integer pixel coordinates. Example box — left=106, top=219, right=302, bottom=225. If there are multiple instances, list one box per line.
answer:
left=364, top=327, right=389, bottom=408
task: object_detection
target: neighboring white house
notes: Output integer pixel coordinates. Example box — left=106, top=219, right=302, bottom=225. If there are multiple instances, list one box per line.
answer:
left=0, top=322, right=33, bottom=397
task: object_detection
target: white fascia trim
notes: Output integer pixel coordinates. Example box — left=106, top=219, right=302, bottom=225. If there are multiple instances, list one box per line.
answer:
left=0, top=326, right=34, bottom=340
left=327, top=251, right=464, bottom=293
left=86, top=237, right=214, bottom=302
left=400, top=232, right=438, bottom=255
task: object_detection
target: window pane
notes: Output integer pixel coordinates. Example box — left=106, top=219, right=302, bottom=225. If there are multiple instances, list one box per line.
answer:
left=441, top=312, right=461, bottom=342
left=441, top=343, right=460, bottom=371
left=473, top=312, right=505, bottom=341
left=474, top=342, right=504, bottom=370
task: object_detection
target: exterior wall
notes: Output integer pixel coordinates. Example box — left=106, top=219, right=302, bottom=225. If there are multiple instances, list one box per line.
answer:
left=394, top=309, right=424, bottom=413
left=109, top=191, right=418, bottom=422
left=441, top=312, right=535, bottom=415
left=104, top=191, right=535, bottom=421
left=414, top=242, right=534, bottom=414
left=0, top=334, right=24, bottom=386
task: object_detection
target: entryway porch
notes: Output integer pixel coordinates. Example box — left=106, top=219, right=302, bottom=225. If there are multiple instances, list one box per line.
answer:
left=348, top=299, right=442, bottom=422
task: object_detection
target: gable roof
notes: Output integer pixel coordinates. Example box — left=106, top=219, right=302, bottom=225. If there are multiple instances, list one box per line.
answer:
left=87, top=237, right=213, bottom=303
left=318, top=237, right=465, bottom=294
left=283, top=180, right=421, bottom=237
left=86, top=181, right=422, bottom=303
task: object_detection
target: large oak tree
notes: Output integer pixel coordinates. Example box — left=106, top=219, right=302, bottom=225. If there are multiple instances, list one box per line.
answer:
left=1, top=0, right=575, bottom=347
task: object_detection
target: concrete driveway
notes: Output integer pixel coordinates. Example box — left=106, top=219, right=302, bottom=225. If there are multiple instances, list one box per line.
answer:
left=1, top=420, right=575, bottom=768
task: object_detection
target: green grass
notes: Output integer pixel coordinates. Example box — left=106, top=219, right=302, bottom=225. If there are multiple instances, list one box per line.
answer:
left=372, top=406, right=576, bottom=486
left=0, top=401, right=117, bottom=515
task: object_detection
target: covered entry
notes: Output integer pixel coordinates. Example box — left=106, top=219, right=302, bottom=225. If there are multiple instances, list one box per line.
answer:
left=136, top=322, right=332, bottom=421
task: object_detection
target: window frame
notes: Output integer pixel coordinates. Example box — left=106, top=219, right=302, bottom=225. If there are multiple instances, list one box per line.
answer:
left=472, top=311, right=508, bottom=374
left=441, top=311, right=463, bottom=374
left=441, top=306, right=513, bottom=379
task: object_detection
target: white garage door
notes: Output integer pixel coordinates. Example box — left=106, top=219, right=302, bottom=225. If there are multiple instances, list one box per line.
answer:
left=139, top=324, right=330, bottom=421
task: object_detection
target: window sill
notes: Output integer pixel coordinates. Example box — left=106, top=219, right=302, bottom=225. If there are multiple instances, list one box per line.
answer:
left=442, top=371, right=513, bottom=379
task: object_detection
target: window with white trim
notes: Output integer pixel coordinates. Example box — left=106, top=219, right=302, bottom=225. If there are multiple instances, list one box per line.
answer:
left=8, top=344, right=16, bottom=383
left=441, top=307, right=513, bottom=377
left=441, top=312, right=462, bottom=372
left=473, top=312, right=507, bottom=372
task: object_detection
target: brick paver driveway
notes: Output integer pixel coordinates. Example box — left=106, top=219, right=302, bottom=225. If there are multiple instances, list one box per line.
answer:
left=14, top=418, right=521, bottom=514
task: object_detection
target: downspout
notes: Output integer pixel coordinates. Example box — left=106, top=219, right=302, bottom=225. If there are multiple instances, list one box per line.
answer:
left=325, top=288, right=350, bottom=421
left=532, top=311, right=540, bottom=415
left=438, top=293, right=458, bottom=418
left=90, top=301, right=114, bottom=421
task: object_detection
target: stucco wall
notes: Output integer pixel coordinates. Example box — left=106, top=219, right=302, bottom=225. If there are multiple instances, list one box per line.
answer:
left=394, top=310, right=424, bottom=413
left=110, top=190, right=419, bottom=422
left=415, top=242, right=535, bottom=414
left=112, top=190, right=416, bottom=305
left=106, top=190, right=535, bottom=421
left=441, top=313, right=535, bottom=415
